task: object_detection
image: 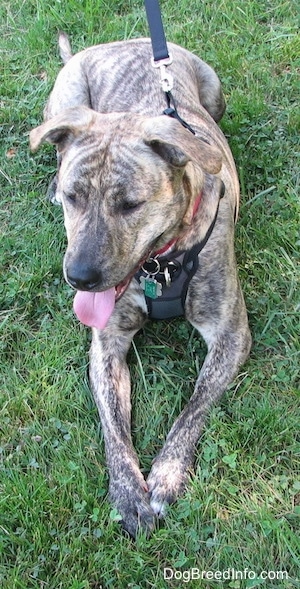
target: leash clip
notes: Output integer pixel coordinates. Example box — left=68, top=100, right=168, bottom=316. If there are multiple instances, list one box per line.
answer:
left=151, top=54, right=173, bottom=92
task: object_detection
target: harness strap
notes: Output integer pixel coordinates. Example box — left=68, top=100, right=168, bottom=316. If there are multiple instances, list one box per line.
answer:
left=163, top=91, right=196, bottom=135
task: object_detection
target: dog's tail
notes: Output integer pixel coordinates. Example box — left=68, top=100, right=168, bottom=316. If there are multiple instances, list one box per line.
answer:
left=58, top=31, right=73, bottom=64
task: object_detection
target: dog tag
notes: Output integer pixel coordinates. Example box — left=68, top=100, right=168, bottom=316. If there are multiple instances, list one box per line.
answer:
left=140, top=276, right=162, bottom=299
left=164, top=266, right=171, bottom=287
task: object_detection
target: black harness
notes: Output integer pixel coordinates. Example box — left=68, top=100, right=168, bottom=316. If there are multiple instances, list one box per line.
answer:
left=136, top=250, right=198, bottom=320
left=135, top=184, right=224, bottom=320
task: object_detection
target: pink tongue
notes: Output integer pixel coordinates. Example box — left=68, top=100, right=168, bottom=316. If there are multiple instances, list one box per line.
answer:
left=73, top=288, right=115, bottom=329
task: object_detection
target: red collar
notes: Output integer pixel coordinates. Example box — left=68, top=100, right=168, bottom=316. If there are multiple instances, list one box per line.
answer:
left=153, top=192, right=202, bottom=257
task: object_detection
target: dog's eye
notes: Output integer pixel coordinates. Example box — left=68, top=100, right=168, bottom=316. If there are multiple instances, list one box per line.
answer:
left=122, top=201, right=144, bottom=214
left=64, top=192, right=77, bottom=203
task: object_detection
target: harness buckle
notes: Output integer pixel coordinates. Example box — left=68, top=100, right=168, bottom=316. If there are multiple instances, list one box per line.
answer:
left=151, top=54, right=173, bottom=92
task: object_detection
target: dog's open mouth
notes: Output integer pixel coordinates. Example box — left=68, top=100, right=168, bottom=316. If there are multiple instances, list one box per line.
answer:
left=72, top=255, right=149, bottom=330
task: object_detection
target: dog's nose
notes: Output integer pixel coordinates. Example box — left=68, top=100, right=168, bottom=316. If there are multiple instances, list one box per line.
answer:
left=66, top=264, right=102, bottom=291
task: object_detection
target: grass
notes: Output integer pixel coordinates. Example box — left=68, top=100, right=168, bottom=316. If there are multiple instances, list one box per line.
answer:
left=0, top=0, right=299, bottom=587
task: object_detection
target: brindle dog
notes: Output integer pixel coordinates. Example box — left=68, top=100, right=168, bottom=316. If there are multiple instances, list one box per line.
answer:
left=30, top=33, right=251, bottom=537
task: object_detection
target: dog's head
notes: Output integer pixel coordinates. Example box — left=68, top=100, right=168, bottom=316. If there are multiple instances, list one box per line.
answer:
left=30, top=106, right=223, bottom=328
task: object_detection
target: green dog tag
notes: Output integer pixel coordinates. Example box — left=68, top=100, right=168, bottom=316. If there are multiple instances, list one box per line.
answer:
left=140, top=276, right=162, bottom=299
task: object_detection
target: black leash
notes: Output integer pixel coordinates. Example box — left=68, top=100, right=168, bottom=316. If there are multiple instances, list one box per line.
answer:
left=144, top=0, right=196, bottom=134
left=144, top=0, right=170, bottom=62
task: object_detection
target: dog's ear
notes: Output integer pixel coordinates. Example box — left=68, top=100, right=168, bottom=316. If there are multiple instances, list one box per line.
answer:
left=30, top=106, right=95, bottom=152
left=142, top=116, right=222, bottom=175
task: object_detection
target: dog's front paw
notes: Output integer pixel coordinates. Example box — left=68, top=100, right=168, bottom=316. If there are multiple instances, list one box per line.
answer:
left=109, top=476, right=156, bottom=538
left=147, top=458, right=191, bottom=518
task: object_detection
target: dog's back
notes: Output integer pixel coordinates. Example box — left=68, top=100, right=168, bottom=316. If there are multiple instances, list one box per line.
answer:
left=45, top=34, right=225, bottom=124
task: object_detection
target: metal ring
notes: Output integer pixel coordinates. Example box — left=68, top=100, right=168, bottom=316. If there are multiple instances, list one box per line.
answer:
left=151, top=54, right=173, bottom=68
left=142, top=257, right=160, bottom=276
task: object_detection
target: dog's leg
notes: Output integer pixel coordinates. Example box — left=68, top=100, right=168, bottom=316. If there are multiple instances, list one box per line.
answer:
left=147, top=308, right=251, bottom=515
left=147, top=224, right=251, bottom=516
left=89, top=291, right=154, bottom=537
left=148, top=326, right=251, bottom=515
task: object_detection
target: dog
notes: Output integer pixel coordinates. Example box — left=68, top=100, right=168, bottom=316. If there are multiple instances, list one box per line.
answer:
left=30, top=33, right=251, bottom=537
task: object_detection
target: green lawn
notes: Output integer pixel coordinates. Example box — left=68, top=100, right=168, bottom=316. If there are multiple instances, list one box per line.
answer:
left=0, top=0, right=299, bottom=587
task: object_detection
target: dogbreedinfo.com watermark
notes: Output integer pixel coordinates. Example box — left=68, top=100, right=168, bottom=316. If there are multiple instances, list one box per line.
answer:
left=163, top=567, right=289, bottom=583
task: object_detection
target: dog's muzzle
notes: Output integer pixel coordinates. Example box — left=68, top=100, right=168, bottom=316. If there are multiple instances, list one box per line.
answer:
left=66, top=262, right=102, bottom=291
